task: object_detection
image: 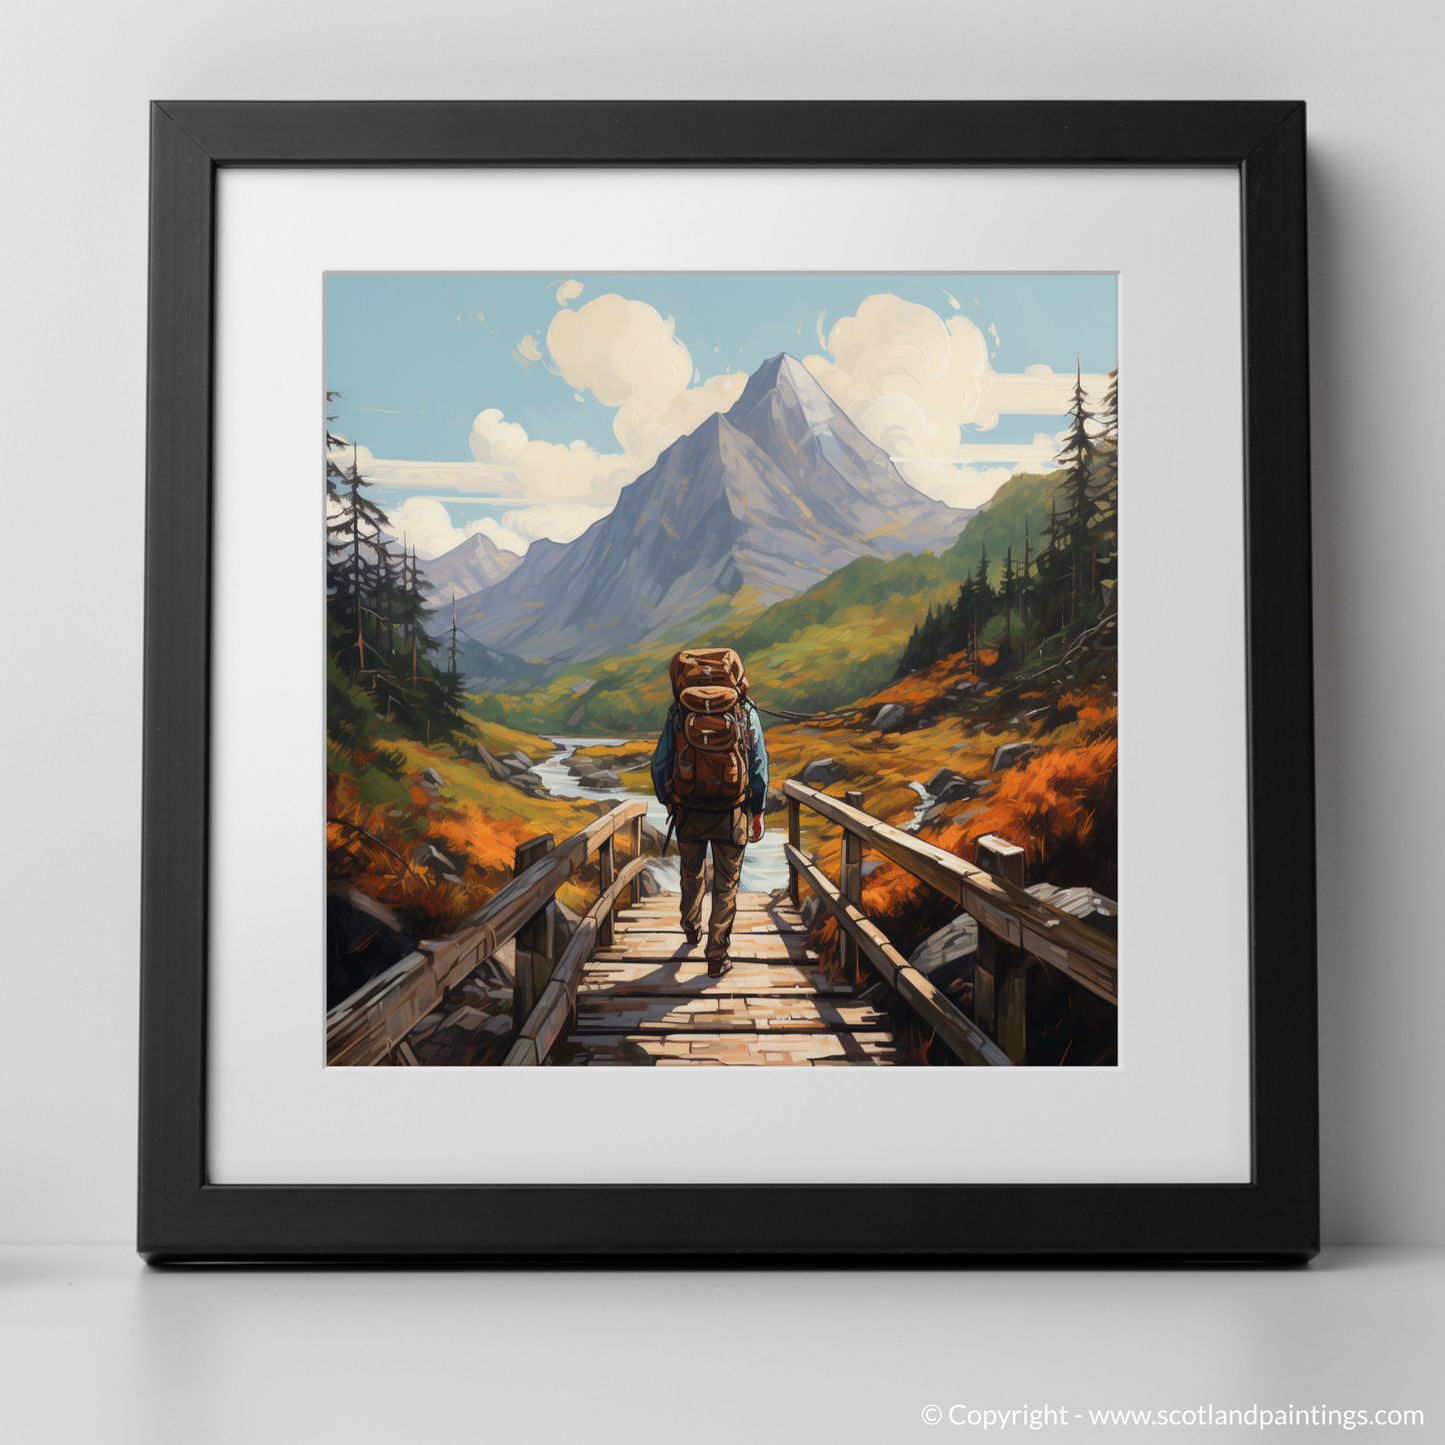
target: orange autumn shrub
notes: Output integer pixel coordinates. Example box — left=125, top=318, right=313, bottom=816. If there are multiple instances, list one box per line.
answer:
left=811, top=729, right=1117, bottom=982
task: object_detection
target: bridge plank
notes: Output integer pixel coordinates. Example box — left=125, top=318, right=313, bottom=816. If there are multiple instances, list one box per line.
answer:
left=573, top=1031, right=903, bottom=1066
left=579, top=959, right=850, bottom=996
left=575, top=995, right=887, bottom=1033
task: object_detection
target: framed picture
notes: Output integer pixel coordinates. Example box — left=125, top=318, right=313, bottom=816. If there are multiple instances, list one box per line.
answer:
left=141, top=100, right=1317, bottom=1260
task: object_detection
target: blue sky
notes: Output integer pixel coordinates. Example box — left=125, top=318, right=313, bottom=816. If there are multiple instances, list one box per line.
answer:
left=324, top=272, right=1116, bottom=559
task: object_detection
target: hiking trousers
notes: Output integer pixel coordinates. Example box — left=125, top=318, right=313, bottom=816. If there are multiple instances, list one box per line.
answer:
left=675, top=806, right=747, bottom=964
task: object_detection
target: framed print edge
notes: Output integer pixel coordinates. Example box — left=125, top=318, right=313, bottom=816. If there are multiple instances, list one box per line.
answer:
left=139, top=100, right=1318, bottom=1263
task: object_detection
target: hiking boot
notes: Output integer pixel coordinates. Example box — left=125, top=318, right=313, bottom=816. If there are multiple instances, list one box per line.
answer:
left=707, top=958, right=733, bottom=979
left=683, top=925, right=701, bottom=946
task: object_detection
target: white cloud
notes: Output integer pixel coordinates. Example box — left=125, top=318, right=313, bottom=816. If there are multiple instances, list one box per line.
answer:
left=380, top=498, right=473, bottom=559
left=469, top=516, right=528, bottom=556
left=555, top=279, right=584, bottom=306
left=898, top=462, right=1017, bottom=511
left=500, top=503, right=610, bottom=546
left=545, top=294, right=745, bottom=467
left=374, top=497, right=613, bottom=561
left=468, top=407, right=636, bottom=507
left=517, top=334, right=543, bottom=362
left=802, top=294, right=1107, bottom=502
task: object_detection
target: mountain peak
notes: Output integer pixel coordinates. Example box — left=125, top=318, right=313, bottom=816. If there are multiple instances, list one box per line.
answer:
left=452, top=349, right=972, bottom=666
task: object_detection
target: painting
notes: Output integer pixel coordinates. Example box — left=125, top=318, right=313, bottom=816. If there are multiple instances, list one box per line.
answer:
left=324, top=273, right=1118, bottom=1069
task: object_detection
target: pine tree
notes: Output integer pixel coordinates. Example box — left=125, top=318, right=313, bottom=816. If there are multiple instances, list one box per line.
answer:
left=1055, top=362, right=1103, bottom=621
left=1094, top=365, right=1119, bottom=528
left=972, top=543, right=991, bottom=659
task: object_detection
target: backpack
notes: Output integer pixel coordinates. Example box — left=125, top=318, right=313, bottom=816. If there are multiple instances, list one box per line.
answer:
left=667, top=648, right=754, bottom=812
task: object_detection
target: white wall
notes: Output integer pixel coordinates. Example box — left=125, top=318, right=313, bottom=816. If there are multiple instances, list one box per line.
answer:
left=2, top=0, right=1439, bottom=1245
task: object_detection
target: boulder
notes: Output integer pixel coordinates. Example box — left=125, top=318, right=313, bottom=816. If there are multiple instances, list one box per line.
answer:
left=800, top=757, right=846, bottom=787
left=764, top=785, right=788, bottom=814
left=419, top=767, right=445, bottom=788
left=326, top=884, right=417, bottom=1011
left=479, top=939, right=516, bottom=987
left=934, top=779, right=975, bottom=805
left=462, top=743, right=513, bottom=782
left=637, top=868, right=662, bottom=898
left=871, top=703, right=905, bottom=732
left=581, top=769, right=623, bottom=790
left=508, top=750, right=535, bottom=769
left=990, top=741, right=1040, bottom=773
left=415, top=842, right=463, bottom=880
left=925, top=767, right=965, bottom=796
left=907, top=914, right=980, bottom=995
left=640, top=819, right=667, bottom=854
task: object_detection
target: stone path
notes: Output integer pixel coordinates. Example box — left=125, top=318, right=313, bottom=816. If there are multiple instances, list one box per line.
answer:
left=565, top=891, right=902, bottom=1066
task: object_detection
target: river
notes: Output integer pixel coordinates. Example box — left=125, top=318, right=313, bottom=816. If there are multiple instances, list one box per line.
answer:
left=533, top=736, right=791, bottom=894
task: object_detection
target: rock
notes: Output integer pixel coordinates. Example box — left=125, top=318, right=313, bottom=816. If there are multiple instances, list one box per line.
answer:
left=479, top=939, right=516, bottom=987
left=800, top=757, right=846, bottom=787
left=419, top=767, right=445, bottom=788
left=508, top=750, right=535, bottom=769
left=800, top=895, right=821, bottom=930
left=934, top=779, right=975, bottom=805
left=925, top=767, right=964, bottom=796
left=565, top=705, right=586, bottom=728
left=581, top=769, right=623, bottom=790
left=638, top=868, right=662, bottom=898
left=907, top=914, right=979, bottom=995
left=871, top=703, right=906, bottom=732
left=640, top=820, right=667, bottom=854
left=461, top=743, right=512, bottom=782
left=415, top=842, right=462, bottom=878
left=326, top=884, right=417, bottom=1011
left=990, top=741, right=1040, bottom=773
left=764, top=785, right=788, bottom=814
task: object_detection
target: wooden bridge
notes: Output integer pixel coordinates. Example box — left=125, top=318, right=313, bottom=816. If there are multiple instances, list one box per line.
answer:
left=325, top=777, right=1118, bottom=1069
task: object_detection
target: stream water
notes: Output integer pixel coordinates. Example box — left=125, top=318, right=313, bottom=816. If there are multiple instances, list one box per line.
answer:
left=532, top=736, right=791, bottom=895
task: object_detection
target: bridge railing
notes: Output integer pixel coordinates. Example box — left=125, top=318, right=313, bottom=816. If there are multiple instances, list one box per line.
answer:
left=782, top=778, right=1117, bottom=1066
left=325, top=801, right=647, bottom=1067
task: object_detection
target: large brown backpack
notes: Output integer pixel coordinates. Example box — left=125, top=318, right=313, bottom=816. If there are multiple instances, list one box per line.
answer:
left=667, top=649, right=754, bottom=812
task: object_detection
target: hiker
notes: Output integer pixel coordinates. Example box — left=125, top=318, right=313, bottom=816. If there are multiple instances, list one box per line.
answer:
left=650, top=648, right=769, bottom=978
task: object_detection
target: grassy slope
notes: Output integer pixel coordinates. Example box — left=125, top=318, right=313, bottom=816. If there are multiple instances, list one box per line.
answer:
left=481, top=468, right=1065, bottom=735
left=328, top=707, right=628, bottom=930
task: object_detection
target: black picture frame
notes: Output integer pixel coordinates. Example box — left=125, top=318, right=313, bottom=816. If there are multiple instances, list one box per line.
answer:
left=140, top=100, right=1316, bottom=1263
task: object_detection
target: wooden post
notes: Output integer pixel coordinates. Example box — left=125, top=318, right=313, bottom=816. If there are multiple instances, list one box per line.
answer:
left=976, top=834, right=1026, bottom=889
left=628, top=815, right=643, bottom=906
left=997, top=953, right=1028, bottom=1065
left=839, top=790, right=864, bottom=977
left=975, top=927, right=997, bottom=1038
left=787, top=796, right=801, bottom=907
left=598, top=835, right=615, bottom=949
left=511, top=833, right=554, bottom=1033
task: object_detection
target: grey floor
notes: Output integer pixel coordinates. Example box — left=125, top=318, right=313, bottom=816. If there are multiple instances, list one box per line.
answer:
left=1, top=1247, right=1438, bottom=1442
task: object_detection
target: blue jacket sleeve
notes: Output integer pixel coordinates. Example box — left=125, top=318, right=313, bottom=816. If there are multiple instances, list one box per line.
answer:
left=746, top=703, right=769, bottom=815
left=650, top=709, right=675, bottom=806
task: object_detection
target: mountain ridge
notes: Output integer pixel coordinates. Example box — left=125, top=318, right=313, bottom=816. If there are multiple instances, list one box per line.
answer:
left=450, top=352, right=973, bottom=665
